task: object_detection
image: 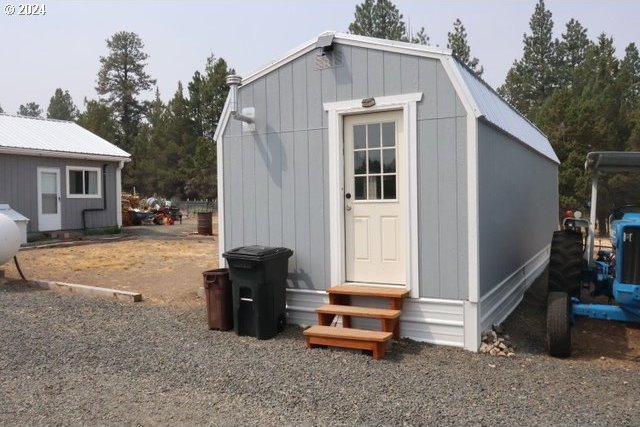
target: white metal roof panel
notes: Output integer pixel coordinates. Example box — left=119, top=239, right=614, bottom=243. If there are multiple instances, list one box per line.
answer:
left=0, top=114, right=130, bottom=159
left=451, top=60, right=559, bottom=163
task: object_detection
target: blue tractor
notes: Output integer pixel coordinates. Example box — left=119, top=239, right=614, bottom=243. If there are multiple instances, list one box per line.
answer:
left=547, top=151, right=640, bottom=357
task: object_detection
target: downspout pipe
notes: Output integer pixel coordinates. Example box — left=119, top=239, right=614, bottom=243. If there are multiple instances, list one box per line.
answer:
left=82, top=164, right=108, bottom=231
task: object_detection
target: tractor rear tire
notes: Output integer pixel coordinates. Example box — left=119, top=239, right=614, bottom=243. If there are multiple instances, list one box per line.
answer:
left=546, top=291, right=572, bottom=357
left=548, top=230, right=583, bottom=295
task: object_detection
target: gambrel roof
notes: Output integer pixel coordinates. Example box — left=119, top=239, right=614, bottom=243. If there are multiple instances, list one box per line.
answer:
left=215, top=31, right=558, bottom=164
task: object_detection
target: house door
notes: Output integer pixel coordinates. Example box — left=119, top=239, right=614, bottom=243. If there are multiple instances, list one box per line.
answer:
left=37, top=167, right=61, bottom=231
left=344, top=110, right=406, bottom=285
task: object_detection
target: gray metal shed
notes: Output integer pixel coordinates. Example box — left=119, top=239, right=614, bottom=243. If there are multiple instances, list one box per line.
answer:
left=214, top=32, right=559, bottom=350
left=0, top=114, right=130, bottom=234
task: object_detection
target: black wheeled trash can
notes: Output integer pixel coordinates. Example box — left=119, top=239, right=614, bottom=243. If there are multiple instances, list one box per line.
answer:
left=222, top=246, right=293, bottom=340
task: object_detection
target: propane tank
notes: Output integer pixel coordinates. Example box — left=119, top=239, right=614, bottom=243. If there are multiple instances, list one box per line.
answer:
left=0, top=212, right=20, bottom=265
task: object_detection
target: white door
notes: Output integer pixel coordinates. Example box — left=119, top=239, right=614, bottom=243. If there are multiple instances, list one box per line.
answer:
left=344, top=110, right=406, bottom=285
left=37, top=167, right=61, bottom=231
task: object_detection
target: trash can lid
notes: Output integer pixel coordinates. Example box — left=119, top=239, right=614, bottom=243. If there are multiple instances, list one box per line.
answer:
left=223, top=245, right=293, bottom=261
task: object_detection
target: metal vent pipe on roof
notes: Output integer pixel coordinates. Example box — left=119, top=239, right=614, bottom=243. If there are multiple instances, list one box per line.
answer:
left=226, top=74, right=255, bottom=127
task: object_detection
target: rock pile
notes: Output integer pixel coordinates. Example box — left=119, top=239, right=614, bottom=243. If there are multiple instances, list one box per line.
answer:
left=480, top=325, right=516, bottom=357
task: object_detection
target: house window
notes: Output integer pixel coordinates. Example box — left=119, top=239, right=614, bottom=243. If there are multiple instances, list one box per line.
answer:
left=66, top=167, right=101, bottom=198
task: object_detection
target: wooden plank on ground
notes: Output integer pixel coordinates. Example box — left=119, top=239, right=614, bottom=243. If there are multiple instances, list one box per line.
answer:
left=29, top=280, right=142, bottom=303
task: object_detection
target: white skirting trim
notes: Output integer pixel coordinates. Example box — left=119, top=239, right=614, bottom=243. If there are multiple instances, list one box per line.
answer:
left=479, top=245, right=550, bottom=332
left=286, top=288, right=465, bottom=348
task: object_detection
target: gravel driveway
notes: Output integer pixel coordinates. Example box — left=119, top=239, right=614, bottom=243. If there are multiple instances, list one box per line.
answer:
left=1, top=282, right=638, bottom=426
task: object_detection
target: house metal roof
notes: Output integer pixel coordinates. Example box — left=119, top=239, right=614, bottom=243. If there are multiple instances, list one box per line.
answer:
left=451, top=60, right=559, bottom=163
left=214, top=31, right=559, bottom=164
left=0, top=114, right=130, bottom=160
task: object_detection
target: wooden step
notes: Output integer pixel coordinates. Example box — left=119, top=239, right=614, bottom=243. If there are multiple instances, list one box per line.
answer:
left=316, top=304, right=401, bottom=319
left=303, top=325, right=392, bottom=360
left=327, top=284, right=409, bottom=299
left=315, top=304, right=401, bottom=338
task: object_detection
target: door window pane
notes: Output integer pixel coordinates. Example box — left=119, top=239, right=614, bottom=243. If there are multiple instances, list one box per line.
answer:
left=382, top=149, right=396, bottom=173
left=351, top=120, right=400, bottom=201
left=354, top=125, right=366, bottom=150
left=382, top=122, right=395, bottom=147
left=354, top=151, right=366, bottom=175
left=354, top=177, right=366, bottom=200
left=368, top=176, right=381, bottom=199
left=383, top=176, right=396, bottom=200
left=42, top=172, right=57, bottom=194
left=367, top=123, right=380, bottom=148
left=368, top=150, right=381, bottom=174
left=42, top=194, right=57, bottom=214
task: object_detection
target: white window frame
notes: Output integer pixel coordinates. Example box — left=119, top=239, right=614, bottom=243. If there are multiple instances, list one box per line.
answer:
left=66, top=166, right=102, bottom=199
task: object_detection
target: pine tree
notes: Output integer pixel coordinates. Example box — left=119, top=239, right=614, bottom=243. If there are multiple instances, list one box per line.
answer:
left=621, top=43, right=640, bottom=152
left=619, top=43, right=640, bottom=114
left=348, top=0, right=429, bottom=44
left=47, top=88, right=77, bottom=120
left=188, top=56, right=230, bottom=139
left=17, top=102, right=42, bottom=117
left=447, top=18, right=483, bottom=76
left=349, top=0, right=406, bottom=41
left=409, top=27, right=429, bottom=45
left=162, top=82, right=199, bottom=197
left=96, top=31, right=156, bottom=152
left=537, top=33, right=630, bottom=227
left=125, top=88, right=171, bottom=195
left=76, top=99, right=118, bottom=144
left=556, top=19, right=591, bottom=87
left=185, top=55, right=231, bottom=198
left=498, top=0, right=558, bottom=117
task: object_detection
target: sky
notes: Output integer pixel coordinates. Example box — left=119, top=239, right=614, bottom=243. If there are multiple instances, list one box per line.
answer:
left=1, top=0, right=639, bottom=115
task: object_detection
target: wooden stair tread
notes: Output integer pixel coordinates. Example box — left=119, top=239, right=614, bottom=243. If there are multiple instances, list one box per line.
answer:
left=303, top=325, right=391, bottom=342
left=327, top=284, right=409, bottom=298
left=316, top=304, right=401, bottom=319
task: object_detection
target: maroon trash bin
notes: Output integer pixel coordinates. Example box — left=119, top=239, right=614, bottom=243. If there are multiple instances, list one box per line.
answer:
left=202, top=268, right=233, bottom=330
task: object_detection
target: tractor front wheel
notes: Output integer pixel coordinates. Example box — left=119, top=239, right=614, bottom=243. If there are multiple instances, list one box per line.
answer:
left=546, top=291, right=572, bottom=357
left=548, top=230, right=583, bottom=295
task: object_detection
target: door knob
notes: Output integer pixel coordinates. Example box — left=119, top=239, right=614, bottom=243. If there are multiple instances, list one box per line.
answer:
left=345, top=205, right=352, bottom=211
left=345, top=193, right=352, bottom=199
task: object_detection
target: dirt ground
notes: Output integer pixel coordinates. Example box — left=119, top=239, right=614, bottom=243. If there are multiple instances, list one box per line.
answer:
left=507, top=270, right=640, bottom=369
left=2, top=216, right=218, bottom=309
left=2, top=216, right=639, bottom=368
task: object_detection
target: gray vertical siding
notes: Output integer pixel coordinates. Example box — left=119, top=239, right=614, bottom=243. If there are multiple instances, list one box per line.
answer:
left=477, top=121, right=558, bottom=296
left=0, top=153, right=119, bottom=232
left=416, top=59, right=468, bottom=300
left=222, top=44, right=468, bottom=298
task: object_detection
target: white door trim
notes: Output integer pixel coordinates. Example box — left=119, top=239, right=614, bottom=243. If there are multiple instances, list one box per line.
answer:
left=324, top=92, right=422, bottom=298
left=36, top=167, right=62, bottom=232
